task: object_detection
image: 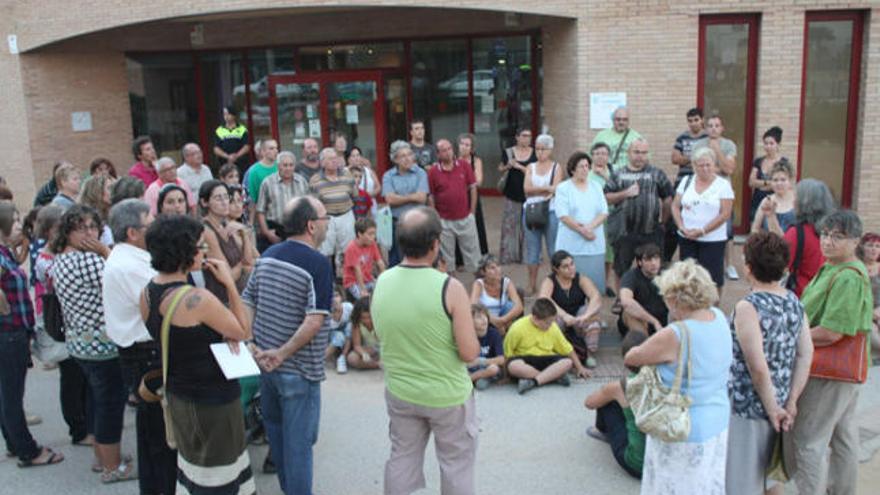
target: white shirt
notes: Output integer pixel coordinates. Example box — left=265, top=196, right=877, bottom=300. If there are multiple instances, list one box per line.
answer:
left=177, top=163, right=214, bottom=195
left=676, top=175, right=734, bottom=242
left=102, top=242, right=157, bottom=347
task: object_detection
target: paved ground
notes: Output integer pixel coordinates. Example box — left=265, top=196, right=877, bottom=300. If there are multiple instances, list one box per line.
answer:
left=2, top=197, right=879, bottom=494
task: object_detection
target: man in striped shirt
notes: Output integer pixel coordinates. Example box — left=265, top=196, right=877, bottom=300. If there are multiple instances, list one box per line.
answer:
left=309, top=148, right=357, bottom=275
left=245, top=195, right=333, bottom=495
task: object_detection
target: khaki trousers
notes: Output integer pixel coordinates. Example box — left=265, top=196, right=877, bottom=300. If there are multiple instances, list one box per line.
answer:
left=439, top=214, right=480, bottom=273
left=792, top=377, right=860, bottom=495
left=384, top=390, right=478, bottom=495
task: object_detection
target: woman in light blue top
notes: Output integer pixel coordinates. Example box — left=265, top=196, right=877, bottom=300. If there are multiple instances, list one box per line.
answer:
left=554, top=151, right=609, bottom=294
left=625, top=259, right=732, bottom=495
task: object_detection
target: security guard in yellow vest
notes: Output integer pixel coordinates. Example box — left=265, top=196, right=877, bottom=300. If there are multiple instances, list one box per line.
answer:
left=213, top=105, right=251, bottom=176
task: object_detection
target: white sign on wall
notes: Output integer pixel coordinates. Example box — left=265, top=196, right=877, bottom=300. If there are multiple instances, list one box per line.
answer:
left=589, top=92, right=627, bottom=130
left=71, top=111, right=93, bottom=132
left=7, top=35, right=18, bottom=54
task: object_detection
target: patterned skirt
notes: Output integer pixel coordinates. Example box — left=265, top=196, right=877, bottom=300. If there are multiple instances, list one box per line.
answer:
left=167, top=392, right=255, bottom=495
left=499, top=198, right=523, bottom=264
left=641, top=429, right=728, bottom=495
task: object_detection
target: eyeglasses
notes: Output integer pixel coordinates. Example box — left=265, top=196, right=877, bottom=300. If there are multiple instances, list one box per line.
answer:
left=197, top=241, right=210, bottom=253
left=312, top=215, right=331, bottom=222
left=819, top=231, right=852, bottom=244
left=76, top=223, right=99, bottom=232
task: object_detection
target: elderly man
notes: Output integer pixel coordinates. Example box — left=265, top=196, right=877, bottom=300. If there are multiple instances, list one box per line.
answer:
left=310, top=148, right=357, bottom=274
left=604, top=138, right=674, bottom=282
left=372, top=206, right=480, bottom=495
left=296, top=137, right=322, bottom=183
left=256, top=150, right=310, bottom=252
left=142, top=157, right=195, bottom=215
left=382, top=140, right=429, bottom=266
left=245, top=196, right=333, bottom=495
left=102, top=199, right=174, bottom=495
left=428, top=138, right=481, bottom=273
left=177, top=143, right=214, bottom=193
left=592, top=107, right=642, bottom=172
left=128, top=135, right=160, bottom=186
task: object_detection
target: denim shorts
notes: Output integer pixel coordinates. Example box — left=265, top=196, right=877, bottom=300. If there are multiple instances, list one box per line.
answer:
left=76, top=358, right=126, bottom=444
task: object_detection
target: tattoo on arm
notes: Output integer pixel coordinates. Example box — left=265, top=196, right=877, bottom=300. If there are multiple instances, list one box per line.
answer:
left=185, top=292, right=202, bottom=310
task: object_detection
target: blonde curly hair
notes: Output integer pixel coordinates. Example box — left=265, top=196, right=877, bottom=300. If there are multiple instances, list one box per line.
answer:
left=654, top=259, right=718, bottom=311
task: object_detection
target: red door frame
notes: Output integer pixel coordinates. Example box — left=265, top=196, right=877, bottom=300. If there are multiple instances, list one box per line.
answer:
left=267, top=70, right=390, bottom=175
left=797, top=10, right=864, bottom=208
left=697, top=14, right=760, bottom=234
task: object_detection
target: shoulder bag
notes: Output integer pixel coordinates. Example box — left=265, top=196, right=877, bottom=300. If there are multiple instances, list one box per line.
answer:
left=496, top=147, right=514, bottom=193
left=524, top=162, right=557, bottom=231
left=625, top=321, right=692, bottom=442
left=41, top=291, right=66, bottom=342
left=783, top=223, right=805, bottom=293
left=610, top=128, right=631, bottom=172
left=808, top=266, right=870, bottom=383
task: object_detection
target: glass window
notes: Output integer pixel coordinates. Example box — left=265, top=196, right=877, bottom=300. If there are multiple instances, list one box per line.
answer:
left=384, top=75, right=408, bottom=172
left=299, top=43, right=403, bottom=71
left=246, top=47, right=295, bottom=145
left=801, top=19, right=858, bottom=203
left=471, top=36, right=534, bottom=188
left=127, top=53, right=199, bottom=163
left=199, top=51, right=247, bottom=169
left=411, top=40, right=469, bottom=149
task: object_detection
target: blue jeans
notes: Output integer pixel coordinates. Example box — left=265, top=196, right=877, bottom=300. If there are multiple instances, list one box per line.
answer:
left=261, top=371, right=321, bottom=495
left=523, top=210, right=558, bottom=265
left=0, top=331, right=40, bottom=461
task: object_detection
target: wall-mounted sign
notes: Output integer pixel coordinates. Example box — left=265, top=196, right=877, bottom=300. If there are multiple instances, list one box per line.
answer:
left=71, top=111, right=92, bottom=132
left=589, top=92, right=627, bottom=130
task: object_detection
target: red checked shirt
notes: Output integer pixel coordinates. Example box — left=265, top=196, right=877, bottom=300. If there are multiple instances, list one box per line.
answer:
left=0, top=245, right=35, bottom=333
left=428, top=159, right=476, bottom=221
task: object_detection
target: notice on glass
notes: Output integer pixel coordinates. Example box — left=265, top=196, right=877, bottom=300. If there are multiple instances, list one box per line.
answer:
left=480, top=95, right=494, bottom=114
left=306, top=104, right=316, bottom=119
left=589, top=92, right=627, bottom=129
left=345, top=104, right=359, bottom=124
left=210, top=343, right=261, bottom=380
left=295, top=123, right=306, bottom=138
left=308, top=119, right=321, bottom=138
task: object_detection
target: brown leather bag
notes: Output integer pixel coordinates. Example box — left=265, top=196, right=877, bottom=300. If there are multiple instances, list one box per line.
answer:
left=808, top=266, right=870, bottom=384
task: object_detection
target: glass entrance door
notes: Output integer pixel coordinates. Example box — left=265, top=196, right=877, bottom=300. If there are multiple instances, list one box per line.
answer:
left=269, top=72, right=388, bottom=174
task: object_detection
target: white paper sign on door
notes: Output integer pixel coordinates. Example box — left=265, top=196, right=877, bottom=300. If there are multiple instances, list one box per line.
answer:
left=308, top=119, right=321, bottom=138
left=345, top=105, right=359, bottom=124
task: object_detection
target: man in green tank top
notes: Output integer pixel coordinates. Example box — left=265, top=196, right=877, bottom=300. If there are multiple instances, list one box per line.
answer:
left=372, top=206, right=480, bottom=495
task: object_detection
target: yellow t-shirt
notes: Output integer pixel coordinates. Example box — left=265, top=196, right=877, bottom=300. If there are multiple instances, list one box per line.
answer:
left=503, top=316, right=573, bottom=357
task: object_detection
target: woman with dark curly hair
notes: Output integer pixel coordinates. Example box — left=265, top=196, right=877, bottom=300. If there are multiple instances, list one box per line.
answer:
left=50, top=205, right=132, bottom=482
left=140, top=214, right=254, bottom=494
left=156, top=183, right=189, bottom=216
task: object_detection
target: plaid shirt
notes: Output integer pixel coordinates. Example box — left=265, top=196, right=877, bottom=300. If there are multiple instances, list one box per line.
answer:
left=0, top=245, right=35, bottom=333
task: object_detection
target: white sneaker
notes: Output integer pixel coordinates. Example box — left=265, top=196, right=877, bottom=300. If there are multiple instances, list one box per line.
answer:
left=726, top=265, right=740, bottom=280
left=336, top=355, right=348, bottom=374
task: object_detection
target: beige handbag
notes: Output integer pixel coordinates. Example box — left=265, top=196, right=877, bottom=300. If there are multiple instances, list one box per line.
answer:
left=624, top=321, right=692, bottom=442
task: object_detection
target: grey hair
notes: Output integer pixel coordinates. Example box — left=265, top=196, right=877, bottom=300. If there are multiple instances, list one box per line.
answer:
left=318, top=147, right=337, bottom=164
left=155, top=157, right=176, bottom=172
left=180, top=143, right=200, bottom=159
left=109, top=199, right=150, bottom=244
left=692, top=146, right=717, bottom=165
left=278, top=151, right=297, bottom=164
left=389, top=140, right=412, bottom=162
left=795, top=178, right=836, bottom=225
left=817, top=209, right=862, bottom=239
left=535, top=134, right=554, bottom=149
left=260, top=139, right=277, bottom=151
left=631, top=136, right=649, bottom=147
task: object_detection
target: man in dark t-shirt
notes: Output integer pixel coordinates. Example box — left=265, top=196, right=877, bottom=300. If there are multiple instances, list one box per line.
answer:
left=671, top=107, right=708, bottom=182
left=618, top=243, right=668, bottom=336
left=409, top=120, right=437, bottom=169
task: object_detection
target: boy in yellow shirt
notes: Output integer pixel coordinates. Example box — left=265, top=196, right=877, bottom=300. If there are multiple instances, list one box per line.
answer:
left=504, top=298, right=591, bottom=394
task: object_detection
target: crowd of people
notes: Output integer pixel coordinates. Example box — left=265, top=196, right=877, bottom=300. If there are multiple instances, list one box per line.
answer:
left=0, top=102, right=877, bottom=495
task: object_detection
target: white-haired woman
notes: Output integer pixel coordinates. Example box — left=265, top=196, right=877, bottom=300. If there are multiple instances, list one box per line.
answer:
left=671, top=147, right=733, bottom=289
left=523, top=133, right=563, bottom=295
left=625, top=259, right=732, bottom=494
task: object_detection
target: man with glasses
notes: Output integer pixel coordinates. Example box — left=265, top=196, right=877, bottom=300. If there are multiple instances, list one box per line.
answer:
left=245, top=196, right=333, bottom=495
left=592, top=107, right=642, bottom=172
left=143, top=157, right=196, bottom=215
left=102, top=199, right=173, bottom=494
left=256, top=151, right=309, bottom=252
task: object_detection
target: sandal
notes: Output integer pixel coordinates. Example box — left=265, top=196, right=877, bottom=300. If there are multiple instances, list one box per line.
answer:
left=93, top=454, right=133, bottom=473
left=17, top=447, right=64, bottom=468
left=100, top=461, right=138, bottom=484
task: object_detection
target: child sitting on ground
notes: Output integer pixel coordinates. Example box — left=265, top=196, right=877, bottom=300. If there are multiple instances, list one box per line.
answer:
left=583, top=330, right=647, bottom=479
left=342, top=217, right=386, bottom=299
left=345, top=296, right=381, bottom=370
left=467, top=304, right=505, bottom=390
left=326, top=286, right=354, bottom=374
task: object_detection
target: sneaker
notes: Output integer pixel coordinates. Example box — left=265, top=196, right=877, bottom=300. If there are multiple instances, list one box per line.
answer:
left=585, top=356, right=598, bottom=369
left=474, top=378, right=491, bottom=391
left=557, top=374, right=571, bottom=387
left=586, top=426, right=609, bottom=444
left=517, top=378, right=537, bottom=395
left=336, top=355, right=348, bottom=374
left=726, top=265, right=740, bottom=280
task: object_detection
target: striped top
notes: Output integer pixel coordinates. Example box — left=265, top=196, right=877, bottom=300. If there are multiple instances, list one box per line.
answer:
left=242, top=240, right=333, bottom=381
left=309, top=170, right=356, bottom=215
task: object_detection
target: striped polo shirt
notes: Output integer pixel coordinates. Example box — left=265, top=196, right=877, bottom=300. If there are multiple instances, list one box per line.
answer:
left=309, top=170, right=356, bottom=215
left=242, top=240, right=333, bottom=381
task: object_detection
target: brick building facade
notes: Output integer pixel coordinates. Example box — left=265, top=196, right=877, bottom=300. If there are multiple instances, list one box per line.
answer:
left=2, top=1, right=877, bottom=229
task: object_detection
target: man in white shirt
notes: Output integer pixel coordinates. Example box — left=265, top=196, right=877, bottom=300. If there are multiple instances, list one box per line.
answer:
left=177, top=143, right=214, bottom=194
left=102, top=199, right=175, bottom=495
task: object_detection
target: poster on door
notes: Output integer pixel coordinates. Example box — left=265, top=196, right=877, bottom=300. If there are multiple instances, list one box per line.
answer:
left=308, top=119, right=321, bottom=138
left=345, top=104, right=359, bottom=124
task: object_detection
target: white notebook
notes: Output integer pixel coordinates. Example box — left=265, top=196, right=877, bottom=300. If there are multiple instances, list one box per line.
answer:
left=209, top=343, right=261, bottom=380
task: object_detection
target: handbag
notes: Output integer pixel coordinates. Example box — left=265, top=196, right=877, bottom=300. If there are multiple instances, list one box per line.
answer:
left=375, top=206, right=394, bottom=250
left=808, top=266, right=870, bottom=383
left=40, top=292, right=66, bottom=342
left=496, top=147, right=514, bottom=193
left=523, top=163, right=557, bottom=231
left=625, top=321, right=692, bottom=442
